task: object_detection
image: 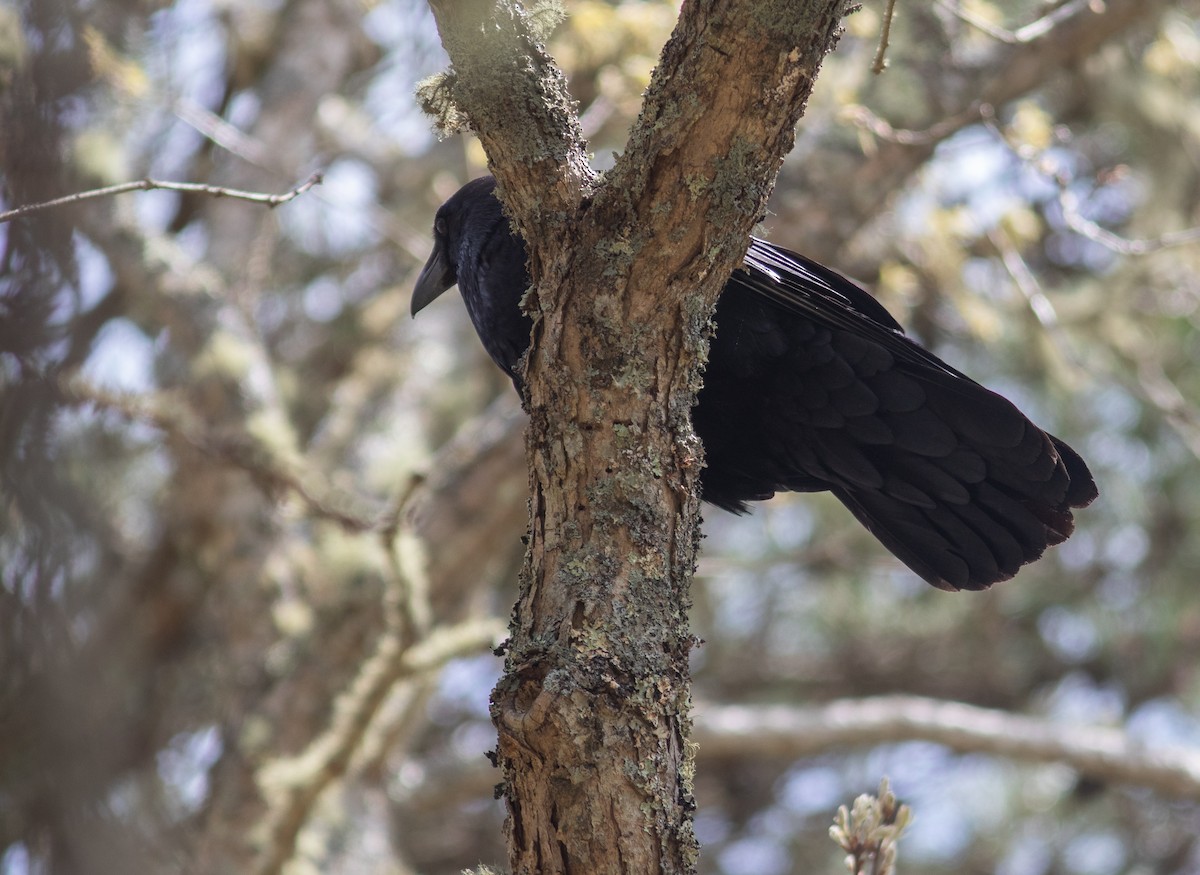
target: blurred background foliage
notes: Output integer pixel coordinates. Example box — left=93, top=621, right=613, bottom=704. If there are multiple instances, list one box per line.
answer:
left=2, top=0, right=1200, bottom=873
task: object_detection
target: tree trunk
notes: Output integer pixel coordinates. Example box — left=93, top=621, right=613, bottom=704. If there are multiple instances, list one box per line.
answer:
left=426, top=1, right=850, bottom=871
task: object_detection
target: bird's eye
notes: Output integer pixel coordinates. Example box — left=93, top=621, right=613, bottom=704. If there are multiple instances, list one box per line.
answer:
left=435, top=217, right=447, bottom=236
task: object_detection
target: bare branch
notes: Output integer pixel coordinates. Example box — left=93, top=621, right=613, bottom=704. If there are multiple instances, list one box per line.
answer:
left=979, top=113, right=1200, bottom=257
left=872, top=0, right=898, bottom=74
left=252, top=617, right=507, bottom=875
left=937, top=0, right=1102, bottom=45
left=1129, top=355, right=1200, bottom=463
left=1058, top=187, right=1200, bottom=256
left=57, top=375, right=381, bottom=532
left=695, top=697, right=1200, bottom=801
left=174, top=97, right=277, bottom=168
left=0, top=173, right=322, bottom=224
left=842, top=100, right=987, bottom=147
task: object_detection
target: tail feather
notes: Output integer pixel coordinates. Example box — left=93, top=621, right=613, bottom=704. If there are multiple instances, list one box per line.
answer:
left=829, top=373, right=1097, bottom=591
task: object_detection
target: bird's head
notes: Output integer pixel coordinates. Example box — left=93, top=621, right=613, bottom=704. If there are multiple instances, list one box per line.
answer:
left=411, top=176, right=501, bottom=317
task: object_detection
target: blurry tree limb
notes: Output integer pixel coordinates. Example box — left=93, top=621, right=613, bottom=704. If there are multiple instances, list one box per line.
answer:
left=936, top=0, right=1106, bottom=45
left=986, top=227, right=1091, bottom=387
left=980, top=108, right=1200, bottom=257
left=61, top=7, right=394, bottom=872
left=1128, top=354, right=1200, bottom=464
left=777, top=0, right=1172, bottom=262
left=57, top=376, right=382, bottom=532
left=988, top=229, right=1063, bottom=333
left=403, top=395, right=527, bottom=619
left=948, top=0, right=1159, bottom=101
left=973, top=112, right=1200, bottom=460
left=1058, top=187, right=1200, bottom=256
left=174, top=97, right=278, bottom=168
left=4, top=2, right=519, bottom=874
left=395, top=694, right=1200, bottom=812
left=252, top=617, right=506, bottom=875
left=842, top=101, right=987, bottom=148
left=0, top=173, right=322, bottom=224
left=57, top=369, right=533, bottom=619
left=694, top=697, right=1200, bottom=801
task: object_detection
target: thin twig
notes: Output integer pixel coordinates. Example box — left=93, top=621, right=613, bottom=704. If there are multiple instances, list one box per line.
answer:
left=1129, top=354, right=1200, bottom=462
left=988, top=228, right=1060, bottom=329
left=1059, top=188, right=1200, bottom=256
left=381, top=477, right=435, bottom=642
left=174, top=96, right=277, bottom=168
left=872, top=0, right=898, bottom=74
left=986, top=227, right=1093, bottom=385
left=843, top=100, right=987, bottom=147
left=936, top=0, right=1099, bottom=45
left=978, top=112, right=1200, bottom=257
left=0, top=173, right=322, bottom=224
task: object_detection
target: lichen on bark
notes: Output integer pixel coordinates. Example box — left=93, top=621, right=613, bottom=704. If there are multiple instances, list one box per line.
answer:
left=424, top=1, right=850, bottom=872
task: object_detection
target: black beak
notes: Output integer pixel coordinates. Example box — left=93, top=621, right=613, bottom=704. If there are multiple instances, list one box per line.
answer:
left=411, top=239, right=455, bottom=316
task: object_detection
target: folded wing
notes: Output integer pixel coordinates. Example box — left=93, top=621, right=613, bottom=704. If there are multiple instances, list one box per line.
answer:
left=696, top=239, right=1097, bottom=590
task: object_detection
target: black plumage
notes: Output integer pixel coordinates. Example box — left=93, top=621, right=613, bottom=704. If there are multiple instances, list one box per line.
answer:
left=412, top=176, right=1097, bottom=591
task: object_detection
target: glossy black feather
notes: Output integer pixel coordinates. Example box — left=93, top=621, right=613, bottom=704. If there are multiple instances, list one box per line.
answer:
left=412, top=177, right=1098, bottom=591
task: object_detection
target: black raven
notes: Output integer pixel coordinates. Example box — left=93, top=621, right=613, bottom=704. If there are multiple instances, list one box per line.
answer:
left=412, top=176, right=1097, bottom=591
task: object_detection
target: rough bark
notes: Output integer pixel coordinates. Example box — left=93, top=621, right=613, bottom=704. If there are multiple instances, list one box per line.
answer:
left=426, top=2, right=849, bottom=872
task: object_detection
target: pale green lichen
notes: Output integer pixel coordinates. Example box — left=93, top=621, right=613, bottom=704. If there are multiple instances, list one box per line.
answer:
left=526, top=0, right=567, bottom=42
left=414, top=71, right=468, bottom=138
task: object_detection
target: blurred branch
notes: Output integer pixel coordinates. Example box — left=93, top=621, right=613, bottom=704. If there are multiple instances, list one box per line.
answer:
left=381, top=507, right=435, bottom=643
left=981, top=112, right=1200, bottom=257
left=978, top=116, right=1200, bottom=459
left=986, top=227, right=1093, bottom=384
left=988, top=228, right=1061, bottom=332
left=936, top=0, right=1105, bottom=45
left=252, top=616, right=507, bottom=875
left=1058, top=187, right=1200, bottom=256
left=0, top=174, right=322, bottom=224
left=1131, top=356, right=1200, bottom=462
left=174, top=97, right=277, bottom=168
left=842, top=100, right=987, bottom=147
left=403, top=396, right=528, bottom=622
left=57, top=376, right=382, bottom=531
left=396, top=691, right=1200, bottom=818
left=695, top=697, right=1200, bottom=800
left=779, top=0, right=1171, bottom=260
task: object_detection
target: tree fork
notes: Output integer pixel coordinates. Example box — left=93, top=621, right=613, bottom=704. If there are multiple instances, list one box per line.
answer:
left=425, top=1, right=850, bottom=871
